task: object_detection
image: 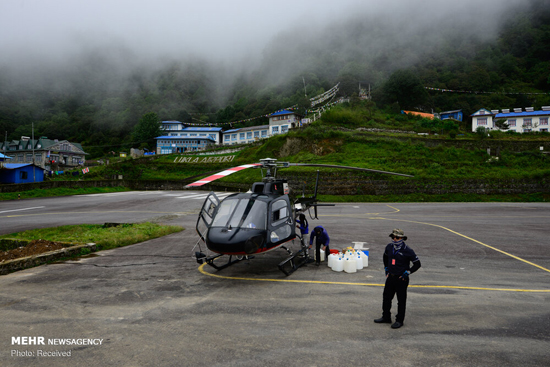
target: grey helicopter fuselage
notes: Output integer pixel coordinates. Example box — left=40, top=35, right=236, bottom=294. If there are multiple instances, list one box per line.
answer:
left=205, top=180, right=296, bottom=256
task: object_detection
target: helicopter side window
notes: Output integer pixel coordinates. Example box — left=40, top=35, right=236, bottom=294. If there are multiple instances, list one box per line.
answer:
left=227, top=200, right=252, bottom=228
left=241, top=201, right=267, bottom=229
left=271, top=199, right=290, bottom=227
left=211, top=199, right=239, bottom=227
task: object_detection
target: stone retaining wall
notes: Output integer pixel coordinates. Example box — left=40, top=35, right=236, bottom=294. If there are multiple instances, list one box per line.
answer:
left=1, top=176, right=548, bottom=197
left=0, top=243, right=97, bottom=275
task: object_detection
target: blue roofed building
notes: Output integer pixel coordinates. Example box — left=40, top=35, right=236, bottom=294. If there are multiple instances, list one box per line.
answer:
left=222, top=125, right=270, bottom=146
left=155, top=121, right=223, bottom=154
left=268, top=110, right=302, bottom=136
left=0, top=163, right=44, bottom=184
left=471, top=107, right=550, bottom=133
left=440, top=110, right=463, bottom=122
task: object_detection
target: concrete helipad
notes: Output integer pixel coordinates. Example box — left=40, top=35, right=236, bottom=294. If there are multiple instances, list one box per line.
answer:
left=1, top=193, right=549, bottom=366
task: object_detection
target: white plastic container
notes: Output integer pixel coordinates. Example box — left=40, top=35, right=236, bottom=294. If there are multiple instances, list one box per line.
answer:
left=361, top=251, right=369, bottom=267
left=314, top=249, right=326, bottom=262
left=328, top=253, right=336, bottom=268
left=356, top=254, right=364, bottom=270
left=332, top=257, right=344, bottom=272
left=344, top=257, right=357, bottom=273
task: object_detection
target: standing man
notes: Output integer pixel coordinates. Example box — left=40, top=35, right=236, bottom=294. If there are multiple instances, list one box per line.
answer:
left=309, top=225, right=330, bottom=266
left=296, top=213, right=309, bottom=245
left=374, top=229, right=421, bottom=329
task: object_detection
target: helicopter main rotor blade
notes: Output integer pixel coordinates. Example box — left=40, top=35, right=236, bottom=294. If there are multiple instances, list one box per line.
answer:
left=287, top=163, right=414, bottom=177
left=185, top=163, right=261, bottom=188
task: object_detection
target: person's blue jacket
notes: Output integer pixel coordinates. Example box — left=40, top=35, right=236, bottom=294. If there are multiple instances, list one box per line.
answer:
left=296, top=219, right=309, bottom=235
left=309, top=225, right=330, bottom=246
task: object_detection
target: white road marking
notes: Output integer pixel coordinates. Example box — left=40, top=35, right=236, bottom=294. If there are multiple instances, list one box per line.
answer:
left=0, top=206, right=45, bottom=214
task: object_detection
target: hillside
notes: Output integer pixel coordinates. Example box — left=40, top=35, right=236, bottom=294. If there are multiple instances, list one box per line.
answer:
left=0, top=0, right=548, bottom=158
left=38, top=100, right=547, bottom=202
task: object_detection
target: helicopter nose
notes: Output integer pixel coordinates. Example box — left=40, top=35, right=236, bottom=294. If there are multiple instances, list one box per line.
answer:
left=244, top=234, right=265, bottom=254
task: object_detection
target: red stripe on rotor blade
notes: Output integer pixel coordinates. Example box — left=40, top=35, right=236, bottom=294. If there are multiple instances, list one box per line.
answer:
left=185, top=163, right=261, bottom=187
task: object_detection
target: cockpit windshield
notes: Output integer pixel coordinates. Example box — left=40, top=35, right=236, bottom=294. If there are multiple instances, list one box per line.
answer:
left=211, top=198, right=267, bottom=230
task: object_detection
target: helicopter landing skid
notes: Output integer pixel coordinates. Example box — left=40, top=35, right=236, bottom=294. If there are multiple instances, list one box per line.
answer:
left=277, top=238, right=310, bottom=276
left=195, top=251, right=254, bottom=271
left=277, top=247, right=310, bottom=276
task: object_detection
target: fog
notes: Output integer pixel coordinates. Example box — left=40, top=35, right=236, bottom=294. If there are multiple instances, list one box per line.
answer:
left=0, top=0, right=529, bottom=91
left=0, top=0, right=367, bottom=66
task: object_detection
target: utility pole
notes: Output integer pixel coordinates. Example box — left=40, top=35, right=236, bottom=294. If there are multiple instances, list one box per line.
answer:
left=32, top=122, right=35, bottom=182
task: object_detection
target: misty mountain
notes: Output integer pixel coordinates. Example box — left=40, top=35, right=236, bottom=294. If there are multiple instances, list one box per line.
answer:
left=0, top=0, right=548, bottom=157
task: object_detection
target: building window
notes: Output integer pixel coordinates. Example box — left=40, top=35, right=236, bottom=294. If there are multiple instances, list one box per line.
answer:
left=20, top=171, right=28, bottom=180
left=540, top=118, right=548, bottom=125
left=523, top=119, right=532, bottom=127
left=239, top=133, right=245, bottom=140
left=508, top=119, right=516, bottom=127
left=541, top=129, right=548, bottom=133
left=247, top=132, right=252, bottom=139
left=477, top=118, right=487, bottom=126
left=209, top=134, right=216, bottom=141
left=282, top=125, right=289, bottom=133
left=254, top=131, right=260, bottom=138
left=224, top=135, right=230, bottom=141
left=479, top=110, right=485, bottom=115
left=231, top=134, right=237, bottom=141
left=261, top=130, right=267, bottom=137
left=272, top=126, right=279, bottom=134
left=523, top=129, right=532, bottom=133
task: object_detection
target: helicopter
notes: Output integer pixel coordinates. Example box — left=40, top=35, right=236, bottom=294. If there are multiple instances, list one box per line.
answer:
left=187, top=158, right=413, bottom=275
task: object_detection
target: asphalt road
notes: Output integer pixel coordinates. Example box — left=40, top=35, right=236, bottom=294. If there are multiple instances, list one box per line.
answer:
left=1, top=192, right=549, bottom=367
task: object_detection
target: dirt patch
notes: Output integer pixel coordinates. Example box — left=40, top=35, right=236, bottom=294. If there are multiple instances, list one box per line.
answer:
left=0, top=240, right=66, bottom=262
left=312, top=138, right=343, bottom=156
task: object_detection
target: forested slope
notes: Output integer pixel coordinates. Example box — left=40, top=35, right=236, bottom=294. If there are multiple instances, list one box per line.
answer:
left=0, top=0, right=548, bottom=157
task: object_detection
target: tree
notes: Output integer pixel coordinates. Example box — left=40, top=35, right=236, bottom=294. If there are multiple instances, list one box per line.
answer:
left=378, top=69, right=430, bottom=110
left=494, top=118, right=509, bottom=131
left=132, top=112, right=161, bottom=150
left=476, top=126, right=488, bottom=139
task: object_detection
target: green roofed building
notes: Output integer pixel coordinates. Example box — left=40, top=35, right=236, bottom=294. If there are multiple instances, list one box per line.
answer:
left=0, top=136, right=88, bottom=171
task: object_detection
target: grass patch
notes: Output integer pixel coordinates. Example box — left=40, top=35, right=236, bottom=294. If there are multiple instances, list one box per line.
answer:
left=0, top=223, right=184, bottom=251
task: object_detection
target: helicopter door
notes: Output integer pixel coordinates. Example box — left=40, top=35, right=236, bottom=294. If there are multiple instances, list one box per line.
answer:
left=268, top=198, right=296, bottom=245
left=196, top=192, right=220, bottom=242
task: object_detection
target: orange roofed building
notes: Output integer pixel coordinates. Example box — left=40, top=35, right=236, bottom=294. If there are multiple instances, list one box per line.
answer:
left=402, top=110, right=435, bottom=119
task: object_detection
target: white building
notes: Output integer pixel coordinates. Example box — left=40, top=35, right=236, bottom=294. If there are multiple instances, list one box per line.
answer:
left=222, top=125, right=270, bottom=145
left=155, top=121, right=222, bottom=154
left=221, top=109, right=305, bottom=146
left=471, top=107, right=550, bottom=133
left=268, top=109, right=302, bottom=136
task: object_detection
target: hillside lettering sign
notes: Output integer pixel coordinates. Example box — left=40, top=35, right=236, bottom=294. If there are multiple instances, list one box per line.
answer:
left=174, top=155, right=235, bottom=164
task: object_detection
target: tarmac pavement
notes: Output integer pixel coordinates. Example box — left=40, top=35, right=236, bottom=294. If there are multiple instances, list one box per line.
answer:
left=0, top=193, right=549, bottom=366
